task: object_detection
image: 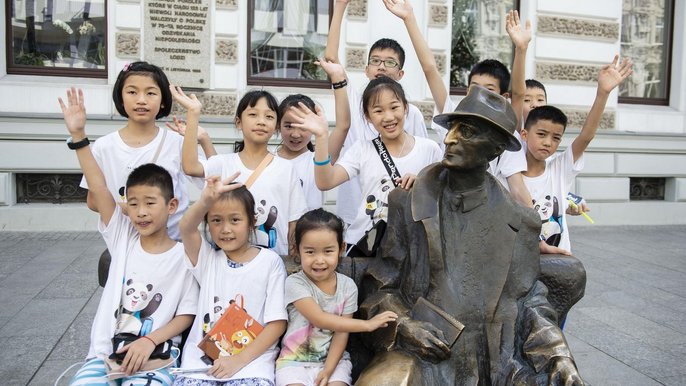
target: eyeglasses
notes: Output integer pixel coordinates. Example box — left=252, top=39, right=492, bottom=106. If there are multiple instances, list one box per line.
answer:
left=368, top=58, right=400, bottom=68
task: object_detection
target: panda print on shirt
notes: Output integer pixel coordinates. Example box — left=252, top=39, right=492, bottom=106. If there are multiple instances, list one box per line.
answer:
left=532, top=194, right=563, bottom=247
left=364, top=177, right=395, bottom=225
left=115, top=278, right=163, bottom=337
left=255, top=199, right=278, bottom=249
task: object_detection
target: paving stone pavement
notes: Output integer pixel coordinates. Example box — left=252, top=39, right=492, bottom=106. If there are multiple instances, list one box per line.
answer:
left=0, top=226, right=684, bottom=386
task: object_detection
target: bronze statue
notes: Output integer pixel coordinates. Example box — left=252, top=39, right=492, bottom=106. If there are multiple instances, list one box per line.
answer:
left=356, top=86, right=584, bottom=386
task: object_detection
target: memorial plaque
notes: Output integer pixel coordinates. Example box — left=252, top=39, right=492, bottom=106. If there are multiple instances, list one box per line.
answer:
left=144, top=0, right=211, bottom=88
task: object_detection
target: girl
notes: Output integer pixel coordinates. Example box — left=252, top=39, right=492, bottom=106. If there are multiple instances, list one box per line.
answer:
left=173, top=87, right=307, bottom=256
left=290, top=77, right=442, bottom=255
left=275, top=209, right=397, bottom=386
left=81, top=61, right=204, bottom=241
left=276, top=60, right=351, bottom=211
left=174, top=177, right=287, bottom=386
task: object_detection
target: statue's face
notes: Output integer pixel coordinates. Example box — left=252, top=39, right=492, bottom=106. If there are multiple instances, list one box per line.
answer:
left=442, top=120, right=504, bottom=170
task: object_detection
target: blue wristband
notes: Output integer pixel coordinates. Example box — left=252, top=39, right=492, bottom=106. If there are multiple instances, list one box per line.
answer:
left=313, top=155, right=331, bottom=166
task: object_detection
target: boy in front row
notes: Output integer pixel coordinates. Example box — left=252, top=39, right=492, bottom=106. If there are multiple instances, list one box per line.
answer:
left=521, top=56, right=632, bottom=254
left=60, top=88, right=198, bottom=386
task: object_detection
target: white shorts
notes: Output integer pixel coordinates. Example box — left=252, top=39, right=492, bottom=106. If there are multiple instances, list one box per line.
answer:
left=275, top=358, right=352, bottom=386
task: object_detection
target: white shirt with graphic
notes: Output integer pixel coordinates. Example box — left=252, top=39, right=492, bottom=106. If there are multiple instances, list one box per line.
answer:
left=202, top=153, right=308, bottom=256
left=80, top=129, right=199, bottom=240
left=87, top=206, right=199, bottom=359
left=336, top=136, right=442, bottom=245
left=336, top=85, right=429, bottom=225
left=276, top=271, right=357, bottom=369
left=180, top=242, right=288, bottom=382
left=522, top=146, right=584, bottom=253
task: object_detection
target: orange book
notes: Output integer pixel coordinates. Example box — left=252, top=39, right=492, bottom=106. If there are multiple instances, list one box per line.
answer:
left=197, top=294, right=264, bottom=361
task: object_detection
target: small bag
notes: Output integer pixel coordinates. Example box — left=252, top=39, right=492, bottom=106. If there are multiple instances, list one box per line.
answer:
left=197, top=294, right=264, bottom=362
left=350, top=137, right=400, bottom=257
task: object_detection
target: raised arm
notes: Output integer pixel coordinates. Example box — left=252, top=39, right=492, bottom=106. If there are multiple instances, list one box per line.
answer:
left=166, top=115, right=218, bottom=158
left=317, top=59, right=351, bottom=163
left=179, top=173, right=241, bottom=266
left=324, top=0, right=349, bottom=63
left=571, top=55, right=632, bottom=162
left=384, top=0, right=448, bottom=112
left=293, top=297, right=397, bottom=332
left=288, top=104, right=350, bottom=190
left=170, top=85, right=206, bottom=177
left=506, top=10, right=532, bottom=126
left=59, top=88, right=116, bottom=225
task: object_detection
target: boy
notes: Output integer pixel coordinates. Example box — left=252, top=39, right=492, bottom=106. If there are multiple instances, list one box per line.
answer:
left=521, top=55, right=633, bottom=254
left=324, top=0, right=429, bottom=226
left=384, top=3, right=531, bottom=208
left=59, top=88, right=198, bottom=385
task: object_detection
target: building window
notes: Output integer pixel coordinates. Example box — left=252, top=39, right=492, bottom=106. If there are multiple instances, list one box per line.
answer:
left=248, top=0, right=331, bottom=88
left=450, top=0, right=517, bottom=94
left=16, top=173, right=87, bottom=204
left=619, top=0, right=674, bottom=105
left=6, top=0, right=107, bottom=77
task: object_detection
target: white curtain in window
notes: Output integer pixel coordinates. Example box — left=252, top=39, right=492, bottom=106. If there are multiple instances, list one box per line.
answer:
left=254, top=10, right=278, bottom=32
left=283, top=0, right=309, bottom=35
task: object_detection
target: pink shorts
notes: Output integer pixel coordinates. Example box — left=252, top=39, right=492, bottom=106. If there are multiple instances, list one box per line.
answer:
left=275, top=358, right=352, bottom=386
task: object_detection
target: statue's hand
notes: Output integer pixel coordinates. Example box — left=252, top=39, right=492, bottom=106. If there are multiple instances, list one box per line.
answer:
left=548, top=357, right=584, bottom=386
left=397, top=318, right=451, bottom=363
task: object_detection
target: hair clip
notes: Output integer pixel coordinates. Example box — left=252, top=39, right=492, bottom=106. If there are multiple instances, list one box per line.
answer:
left=122, top=63, right=130, bottom=72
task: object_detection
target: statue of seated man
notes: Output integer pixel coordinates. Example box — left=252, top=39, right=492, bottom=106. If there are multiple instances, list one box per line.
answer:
left=356, top=86, right=584, bottom=386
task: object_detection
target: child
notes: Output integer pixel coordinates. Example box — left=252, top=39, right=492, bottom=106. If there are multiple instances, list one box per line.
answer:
left=173, top=177, right=287, bottom=386
left=291, top=77, right=442, bottom=255
left=325, top=0, right=430, bottom=226
left=79, top=61, right=204, bottom=241
left=384, top=3, right=531, bottom=208
left=521, top=55, right=633, bottom=254
left=173, top=87, right=308, bottom=256
left=59, top=88, right=198, bottom=385
left=275, top=209, right=398, bottom=386
left=276, top=60, right=351, bottom=211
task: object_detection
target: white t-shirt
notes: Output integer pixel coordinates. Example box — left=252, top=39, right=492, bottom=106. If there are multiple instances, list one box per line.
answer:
left=80, top=128, right=198, bottom=240
left=180, top=242, right=288, bottom=382
left=433, top=98, right=527, bottom=190
left=276, top=151, right=324, bottom=211
left=87, top=206, right=199, bottom=359
left=277, top=271, right=357, bottom=369
left=202, top=153, right=308, bottom=256
left=336, top=136, right=442, bottom=244
left=522, top=146, right=584, bottom=253
left=336, top=85, right=429, bottom=225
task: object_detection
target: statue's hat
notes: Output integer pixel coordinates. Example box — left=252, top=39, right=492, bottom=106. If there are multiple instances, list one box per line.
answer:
left=433, top=85, right=520, bottom=152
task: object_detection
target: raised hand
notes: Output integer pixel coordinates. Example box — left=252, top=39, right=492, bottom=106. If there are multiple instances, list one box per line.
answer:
left=58, top=87, right=87, bottom=137
left=201, top=172, right=242, bottom=203
left=315, top=59, right=347, bottom=83
left=506, top=10, right=531, bottom=50
left=289, top=103, right=329, bottom=138
left=165, top=115, right=210, bottom=140
left=169, top=85, right=202, bottom=113
left=383, top=0, right=414, bottom=21
left=598, top=55, right=633, bottom=94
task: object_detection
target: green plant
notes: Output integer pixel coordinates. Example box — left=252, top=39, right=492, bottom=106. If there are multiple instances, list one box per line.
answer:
left=15, top=51, right=48, bottom=66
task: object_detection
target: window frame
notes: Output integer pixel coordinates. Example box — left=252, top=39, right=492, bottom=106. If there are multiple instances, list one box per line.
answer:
left=246, top=0, right=333, bottom=89
left=618, top=0, right=674, bottom=106
left=4, top=0, right=108, bottom=78
left=449, top=0, right=520, bottom=96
